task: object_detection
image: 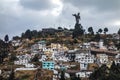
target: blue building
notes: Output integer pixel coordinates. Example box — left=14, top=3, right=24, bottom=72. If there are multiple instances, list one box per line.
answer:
left=42, top=61, right=54, bottom=70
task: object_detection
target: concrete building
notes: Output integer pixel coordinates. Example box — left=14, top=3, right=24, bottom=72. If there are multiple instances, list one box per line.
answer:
left=75, top=53, right=94, bottom=63
left=115, top=54, right=120, bottom=64
left=80, top=63, right=88, bottom=70
left=98, top=54, right=108, bottom=64
left=99, top=39, right=107, bottom=50
left=37, top=40, right=46, bottom=50
left=76, top=71, right=92, bottom=78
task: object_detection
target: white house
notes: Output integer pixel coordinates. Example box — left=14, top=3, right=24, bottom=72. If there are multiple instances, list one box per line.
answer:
left=75, top=52, right=95, bottom=63
left=108, top=46, right=117, bottom=51
left=25, top=63, right=34, bottom=68
left=58, top=56, right=69, bottom=62
left=97, top=54, right=108, bottom=64
left=37, top=40, right=46, bottom=50
left=39, top=54, right=47, bottom=62
left=31, top=44, right=39, bottom=51
left=99, top=39, right=107, bottom=50
left=14, top=59, right=28, bottom=65
left=50, top=43, right=68, bottom=52
left=12, top=40, right=22, bottom=47
left=54, top=65, right=60, bottom=69
left=76, top=71, right=92, bottom=78
left=75, top=51, right=95, bottom=70
left=115, top=54, right=120, bottom=64
left=66, top=50, right=76, bottom=61
left=82, top=43, right=90, bottom=49
left=80, top=63, right=88, bottom=70
left=53, top=70, right=59, bottom=80
left=14, top=54, right=31, bottom=66
left=31, top=40, right=46, bottom=52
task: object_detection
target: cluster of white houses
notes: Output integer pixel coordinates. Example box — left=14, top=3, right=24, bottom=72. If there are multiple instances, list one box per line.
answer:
left=12, top=39, right=120, bottom=79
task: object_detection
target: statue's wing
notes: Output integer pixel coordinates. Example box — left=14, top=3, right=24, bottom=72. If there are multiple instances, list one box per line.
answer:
left=72, top=14, right=76, bottom=16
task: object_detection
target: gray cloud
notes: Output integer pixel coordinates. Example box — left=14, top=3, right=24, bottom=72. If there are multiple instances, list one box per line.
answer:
left=0, top=0, right=120, bottom=39
left=63, top=0, right=120, bottom=12
left=62, top=0, right=120, bottom=31
left=62, top=0, right=120, bottom=20
left=20, top=0, right=57, bottom=10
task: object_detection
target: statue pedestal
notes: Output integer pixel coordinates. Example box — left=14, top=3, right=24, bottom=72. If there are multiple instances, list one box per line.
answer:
left=73, top=23, right=84, bottom=38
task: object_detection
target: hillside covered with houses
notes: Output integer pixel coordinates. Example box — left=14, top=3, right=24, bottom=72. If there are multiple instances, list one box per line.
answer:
left=1, top=0, right=120, bottom=79
left=0, top=10, right=120, bottom=80
left=0, top=26, right=120, bottom=80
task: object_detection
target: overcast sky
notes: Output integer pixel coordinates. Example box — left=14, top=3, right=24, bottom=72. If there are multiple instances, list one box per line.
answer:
left=0, top=0, right=120, bottom=40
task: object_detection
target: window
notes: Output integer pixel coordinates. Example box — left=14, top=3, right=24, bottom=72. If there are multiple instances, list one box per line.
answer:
left=47, top=65, right=49, bottom=67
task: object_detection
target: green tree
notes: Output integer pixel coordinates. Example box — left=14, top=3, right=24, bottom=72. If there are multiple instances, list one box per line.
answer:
left=115, top=28, right=120, bottom=50
left=21, top=33, right=25, bottom=38
left=0, top=75, right=3, bottom=80
left=0, top=39, right=5, bottom=63
left=88, top=27, right=94, bottom=35
left=73, top=38, right=78, bottom=43
left=31, top=54, right=39, bottom=62
left=4, top=34, right=9, bottom=43
left=8, top=68, right=15, bottom=80
left=104, top=27, right=108, bottom=34
left=31, top=30, right=38, bottom=39
left=108, top=61, right=120, bottom=80
left=38, top=31, right=42, bottom=38
left=58, top=27, right=63, bottom=30
left=77, top=74, right=81, bottom=80
left=60, top=70, right=65, bottom=80
left=10, top=53, right=17, bottom=62
left=4, top=35, right=9, bottom=57
left=25, top=29, right=32, bottom=40
left=89, top=63, right=120, bottom=80
left=110, top=61, right=116, bottom=71
left=94, top=32, right=100, bottom=41
left=64, top=28, right=68, bottom=30
left=98, top=28, right=103, bottom=34
left=118, top=28, right=120, bottom=35
left=12, top=36, right=21, bottom=40
left=89, top=64, right=108, bottom=80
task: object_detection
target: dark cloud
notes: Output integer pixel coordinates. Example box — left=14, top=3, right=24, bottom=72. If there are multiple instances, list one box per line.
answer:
left=63, top=0, right=120, bottom=12
left=20, top=0, right=57, bottom=10
left=0, top=0, right=120, bottom=39
left=62, top=0, right=120, bottom=26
